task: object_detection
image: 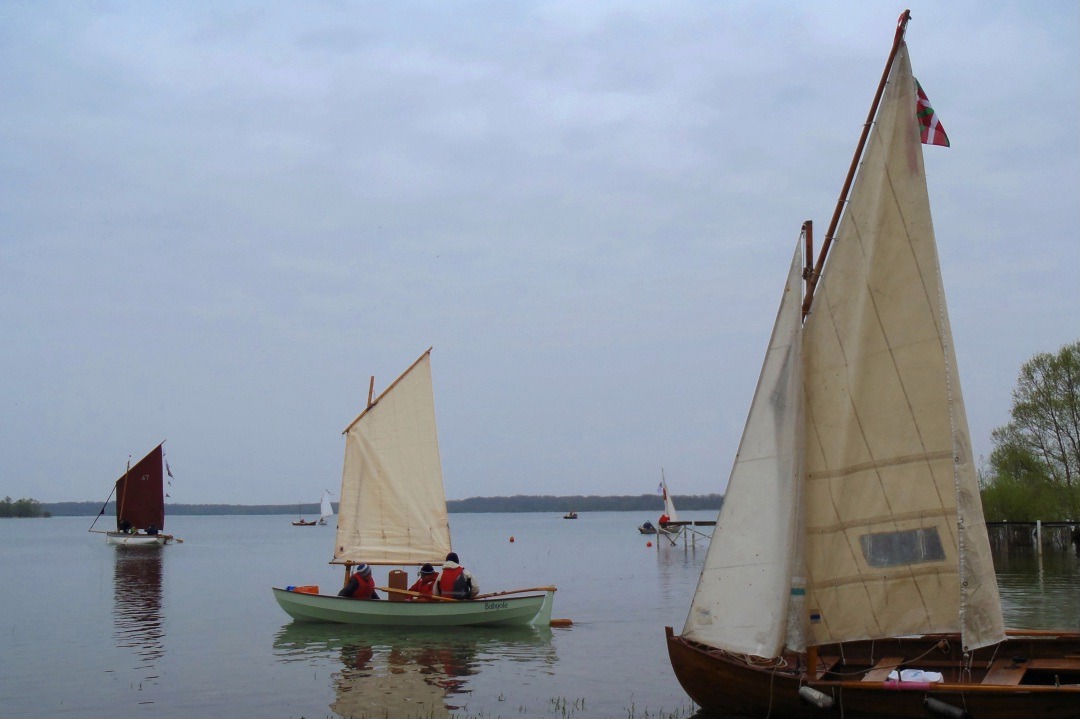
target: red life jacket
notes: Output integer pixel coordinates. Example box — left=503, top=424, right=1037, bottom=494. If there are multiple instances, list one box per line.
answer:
left=349, top=573, right=377, bottom=599
left=438, top=566, right=466, bottom=597
left=409, top=574, right=437, bottom=596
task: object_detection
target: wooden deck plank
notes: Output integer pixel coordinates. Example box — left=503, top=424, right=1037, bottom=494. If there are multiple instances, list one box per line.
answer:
left=862, top=656, right=904, bottom=682
left=982, top=657, right=1027, bottom=685
left=1027, top=657, right=1080, bottom=672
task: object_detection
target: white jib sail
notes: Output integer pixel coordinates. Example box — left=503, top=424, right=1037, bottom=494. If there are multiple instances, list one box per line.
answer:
left=334, top=350, right=453, bottom=565
left=661, top=477, right=680, bottom=523
left=800, top=43, right=1003, bottom=651
left=682, top=240, right=804, bottom=658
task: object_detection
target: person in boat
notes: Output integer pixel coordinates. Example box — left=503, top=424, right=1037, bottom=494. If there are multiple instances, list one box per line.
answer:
left=658, top=513, right=670, bottom=528
left=641, top=520, right=655, bottom=531
left=408, top=563, right=438, bottom=599
left=146, top=525, right=159, bottom=536
left=338, top=563, right=380, bottom=600
left=436, top=552, right=479, bottom=599
left=117, top=518, right=135, bottom=534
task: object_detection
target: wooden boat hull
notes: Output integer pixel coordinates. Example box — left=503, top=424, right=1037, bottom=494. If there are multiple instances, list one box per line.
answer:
left=666, top=627, right=1080, bottom=719
left=291, top=520, right=317, bottom=526
left=105, top=532, right=170, bottom=547
left=273, top=587, right=555, bottom=627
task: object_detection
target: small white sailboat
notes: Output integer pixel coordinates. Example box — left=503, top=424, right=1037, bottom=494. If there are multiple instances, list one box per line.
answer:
left=91, top=442, right=175, bottom=547
left=665, top=12, right=1080, bottom=718
left=638, top=473, right=681, bottom=536
left=318, top=490, right=334, bottom=525
left=274, top=348, right=556, bottom=627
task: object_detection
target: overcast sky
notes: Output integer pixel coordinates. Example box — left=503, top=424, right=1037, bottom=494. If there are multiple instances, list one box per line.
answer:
left=2, top=1, right=1077, bottom=505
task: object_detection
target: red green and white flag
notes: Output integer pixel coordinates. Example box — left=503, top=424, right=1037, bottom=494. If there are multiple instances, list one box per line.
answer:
left=916, top=79, right=950, bottom=147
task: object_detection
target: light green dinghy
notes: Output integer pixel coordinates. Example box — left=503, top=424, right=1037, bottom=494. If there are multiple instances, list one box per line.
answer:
left=273, top=348, right=557, bottom=628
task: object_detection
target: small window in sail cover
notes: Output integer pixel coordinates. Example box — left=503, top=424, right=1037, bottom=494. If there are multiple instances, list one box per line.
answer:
left=859, top=527, right=946, bottom=568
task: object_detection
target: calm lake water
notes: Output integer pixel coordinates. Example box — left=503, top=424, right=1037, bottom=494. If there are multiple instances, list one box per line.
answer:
left=1, top=512, right=1077, bottom=718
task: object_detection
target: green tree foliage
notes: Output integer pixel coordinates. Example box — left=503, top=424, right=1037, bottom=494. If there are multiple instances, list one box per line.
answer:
left=981, top=341, right=1080, bottom=521
left=0, top=496, right=50, bottom=518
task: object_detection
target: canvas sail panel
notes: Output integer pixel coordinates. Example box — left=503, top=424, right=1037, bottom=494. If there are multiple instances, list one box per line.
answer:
left=334, top=352, right=453, bottom=565
left=801, top=44, right=1003, bottom=650
left=320, top=492, right=334, bottom=522
left=682, top=243, right=804, bottom=658
left=115, top=443, right=165, bottom=531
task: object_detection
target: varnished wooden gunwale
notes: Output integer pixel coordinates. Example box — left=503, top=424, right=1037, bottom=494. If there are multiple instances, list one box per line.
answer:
left=665, top=627, right=1080, bottom=719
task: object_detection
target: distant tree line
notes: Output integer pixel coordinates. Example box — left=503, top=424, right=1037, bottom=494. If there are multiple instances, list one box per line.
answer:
left=446, top=493, right=723, bottom=513
left=0, top=496, right=50, bottom=518
left=40, top=494, right=724, bottom=517
left=980, top=341, right=1080, bottom=522
left=43, top=501, right=339, bottom=517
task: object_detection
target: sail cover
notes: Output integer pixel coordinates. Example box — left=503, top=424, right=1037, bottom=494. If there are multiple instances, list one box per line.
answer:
left=334, top=350, right=453, bottom=565
left=682, top=242, right=805, bottom=657
left=800, top=43, right=1004, bottom=651
left=115, top=443, right=166, bottom=531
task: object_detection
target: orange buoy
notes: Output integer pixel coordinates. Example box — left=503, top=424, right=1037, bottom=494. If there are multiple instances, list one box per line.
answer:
left=646, top=541, right=653, bottom=547
left=550, top=618, right=573, bottom=627
left=509, top=536, right=515, bottom=542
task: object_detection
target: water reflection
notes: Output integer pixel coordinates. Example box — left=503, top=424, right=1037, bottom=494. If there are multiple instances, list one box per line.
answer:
left=111, top=547, right=165, bottom=672
left=995, top=551, right=1080, bottom=631
left=273, top=623, right=557, bottom=719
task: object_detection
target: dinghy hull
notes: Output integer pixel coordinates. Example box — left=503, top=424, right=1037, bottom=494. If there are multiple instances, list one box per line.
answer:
left=273, top=587, right=555, bottom=628
left=106, top=532, right=170, bottom=547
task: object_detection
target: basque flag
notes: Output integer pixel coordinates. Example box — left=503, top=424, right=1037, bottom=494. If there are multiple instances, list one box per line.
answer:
left=916, top=79, right=950, bottom=147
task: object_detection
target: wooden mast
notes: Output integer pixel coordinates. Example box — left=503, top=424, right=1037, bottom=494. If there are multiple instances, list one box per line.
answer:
left=801, top=9, right=912, bottom=317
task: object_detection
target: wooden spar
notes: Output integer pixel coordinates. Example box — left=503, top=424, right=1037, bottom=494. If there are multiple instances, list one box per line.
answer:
left=87, top=483, right=117, bottom=533
left=366, top=375, right=375, bottom=408
left=377, top=586, right=459, bottom=602
left=801, top=9, right=912, bottom=317
left=342, top=347, right=434, bottom=434
left=475, top=586, right=557, bottom=599
left=801, top=220, right=813, bottom=281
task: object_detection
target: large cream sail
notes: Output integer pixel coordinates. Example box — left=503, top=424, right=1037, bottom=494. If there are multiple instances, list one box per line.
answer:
left=800, top=44, right=1004, bottom=651
left=682, top=242, right=804, bottom=658
left=333, top=350, right=453, bottom=565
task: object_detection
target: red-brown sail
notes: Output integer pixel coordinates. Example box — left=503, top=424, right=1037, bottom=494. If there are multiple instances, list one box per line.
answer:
left=115, top=444, right=165, bottom=532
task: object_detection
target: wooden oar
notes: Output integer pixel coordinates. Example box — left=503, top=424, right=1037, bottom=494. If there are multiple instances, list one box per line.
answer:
left=475, top=586, right=557, bottom=600
left=377, top=586, right=458, bottom=602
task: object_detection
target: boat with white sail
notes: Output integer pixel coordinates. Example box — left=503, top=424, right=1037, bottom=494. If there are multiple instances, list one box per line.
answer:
left=665, top=12, right=1080, bottom=718
left=638, top=472, right=681, bottom=536
left=273, top=348, right=556, bottom=627
left=317, top=490, right=333, bottom=525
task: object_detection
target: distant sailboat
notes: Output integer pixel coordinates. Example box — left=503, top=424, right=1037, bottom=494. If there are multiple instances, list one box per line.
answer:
left=638, top=472, right=681, bottom=536
left=91, top=442, right=175, bottom=547
left=318, top=491, right=334, bottom=526
left=292, top=502, right=317, bottom=527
